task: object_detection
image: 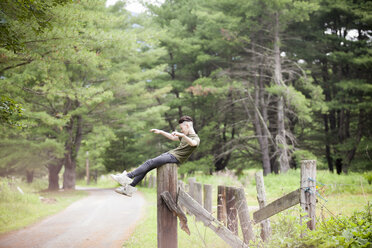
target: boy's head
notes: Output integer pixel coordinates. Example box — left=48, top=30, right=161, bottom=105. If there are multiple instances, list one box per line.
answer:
left=178, top=116, right=194, bottom=134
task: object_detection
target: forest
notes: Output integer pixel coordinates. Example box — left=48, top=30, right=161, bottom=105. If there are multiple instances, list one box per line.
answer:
left=0, top=0, right=371, bottom=190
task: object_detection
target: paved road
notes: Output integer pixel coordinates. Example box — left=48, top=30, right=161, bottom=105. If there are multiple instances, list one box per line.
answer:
left=0, top=188, right=145, bottom=248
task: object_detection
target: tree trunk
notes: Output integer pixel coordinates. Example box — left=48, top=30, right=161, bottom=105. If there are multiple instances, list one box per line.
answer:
left=86, top=151, right=90, bottom=185
left=63, top=114, right=83, bottom=190
left=26, top=170, right=34, bottom=183
left=323, top=114, right=334, bottom=172
left=48, top=159, right=63, bottom=191
left=319, top=64, right=335, bottom=173
left=267, top=99, right=279, bottom=174
left=251, top=43, right=271, bottom=175
left=63, top=154, right=76, bottom=190
left=277, top=97, right=290, bottom=173
left=254, top=74, right=271, bottom=175
left=343, top=110, right=364, bottom=173
left=273, top=12, right=290, bottom=173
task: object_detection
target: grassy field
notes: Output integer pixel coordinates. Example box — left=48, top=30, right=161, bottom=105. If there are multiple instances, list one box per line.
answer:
left=123, top=169, right=371, bottom=247
left=0, top=178, right=88, bottom=234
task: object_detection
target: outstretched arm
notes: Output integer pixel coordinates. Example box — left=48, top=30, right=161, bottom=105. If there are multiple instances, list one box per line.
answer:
left=150, top=129, right=180, bottom=141
left=172, top=131, right=198, bottom=146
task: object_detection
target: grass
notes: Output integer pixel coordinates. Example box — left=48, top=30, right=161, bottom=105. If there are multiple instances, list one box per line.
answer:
left=0, top=177, right=88, bottom=234
left=123, top=169, right=371, bottom=247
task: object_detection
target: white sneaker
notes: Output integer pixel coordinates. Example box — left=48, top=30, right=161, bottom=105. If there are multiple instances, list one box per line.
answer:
left=115, top=185, right=137, bottom=197
left=110, top=170, right=133, bottom=186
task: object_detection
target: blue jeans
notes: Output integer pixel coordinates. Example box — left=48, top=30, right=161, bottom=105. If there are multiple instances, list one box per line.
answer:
left=127, top=152, right=179, bottom=187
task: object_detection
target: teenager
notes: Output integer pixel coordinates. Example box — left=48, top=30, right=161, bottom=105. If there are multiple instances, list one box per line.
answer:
left=111, top=115, right=200, bottom=197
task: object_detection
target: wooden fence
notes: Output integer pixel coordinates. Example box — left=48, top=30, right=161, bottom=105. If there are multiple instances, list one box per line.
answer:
left=156, top=160, right=317, bottom=248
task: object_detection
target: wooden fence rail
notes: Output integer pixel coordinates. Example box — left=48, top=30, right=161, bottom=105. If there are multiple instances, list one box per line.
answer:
left=177, top=188, right=249, bottom=248
left=156, top=160, right=317, bottom=247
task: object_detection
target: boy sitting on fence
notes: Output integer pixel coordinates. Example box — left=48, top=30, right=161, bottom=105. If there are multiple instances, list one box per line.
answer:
left=111, top=115, right=200, bottom=197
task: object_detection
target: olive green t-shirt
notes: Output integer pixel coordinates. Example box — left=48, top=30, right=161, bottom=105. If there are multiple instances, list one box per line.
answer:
left=169, top=133, right=200, bottom=164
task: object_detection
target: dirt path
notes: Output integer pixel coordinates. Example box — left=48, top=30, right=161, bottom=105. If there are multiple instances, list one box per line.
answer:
left=0, top=188, right=146, bottom=248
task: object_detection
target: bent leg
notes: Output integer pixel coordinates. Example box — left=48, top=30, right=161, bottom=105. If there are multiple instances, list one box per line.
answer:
left=128, top=153, right=178, bottom=187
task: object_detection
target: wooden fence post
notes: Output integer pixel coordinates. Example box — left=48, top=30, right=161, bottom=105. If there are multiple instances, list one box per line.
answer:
left=217, top=185, right=227, bottom=226
left=187, top=178, right=196, bottom=215
left=178, top=180, right=186, bottom=213
left=188, top=177, right=196, bottom=198
left=178, top=189, right=249, bottom=248
left=157, top=163, right=178, bottom=248
left=226, top=186, right=238, bottom=235
left=300, top=160, right=316, bottom=230
left=203, top=184, right=212, bottom=213
left=255, top=171, right=271, bottom=241
left=235, top=188, right=255, bottom=244
left=194, top=182, right=203, bottom=205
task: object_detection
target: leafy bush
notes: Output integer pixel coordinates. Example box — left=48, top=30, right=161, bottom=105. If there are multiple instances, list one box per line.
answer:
left=265, top=204, right=372, bottom=248
left=303, top=204, right=371, bottom=248
left=363, top=172, right=372, bottom=185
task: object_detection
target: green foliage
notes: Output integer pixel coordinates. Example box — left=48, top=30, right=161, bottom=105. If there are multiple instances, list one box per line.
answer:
left=179, top=155, right=214, bottom=175
left=1, top=0, right=371, bottom=187
left=0, top=96, right=23, bottom=127
left=0, top=0, right=72, bottom=51
left=265, top=204, right=372, bottom=248
left=292, top=149, right=326, bottom=170
left=267, top=85, right=312, bottom=123
left=0, top=136, right=64, bottom=176
left=302, top=205, right=371, bottom=248
left=262, top=207, right=310, bottom=248
left=77, top=126, right=116, bottom=177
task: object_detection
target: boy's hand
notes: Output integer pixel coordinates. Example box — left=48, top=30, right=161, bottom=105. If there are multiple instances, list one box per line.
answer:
left=150, top=129, right=162, bottom=134
left=172, top=131, right=184, bottom=138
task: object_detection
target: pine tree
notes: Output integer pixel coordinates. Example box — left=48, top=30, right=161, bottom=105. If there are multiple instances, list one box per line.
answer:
left=286, top=0, right=372, bottom=172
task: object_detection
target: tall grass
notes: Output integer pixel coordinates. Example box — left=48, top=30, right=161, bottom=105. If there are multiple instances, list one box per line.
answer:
left=0, top=178, right=87, bottom=233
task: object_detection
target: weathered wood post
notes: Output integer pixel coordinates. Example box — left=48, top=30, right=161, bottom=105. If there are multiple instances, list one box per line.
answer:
left=187, top=177, right=196, bottom=215
left=188, top=177, right=196, bottom=198
left=203, top=184, right=212, bottom=213
left=194, top=182, right=203, bottom=205
left=300, top=160, right=316, bottom=230
left=178, top=188, right=249, bottom=248
left=235, top=188, right=255, bottom=244
left=226, top=186, right=238, bottom=235
left=157, top=163, right=178, bottom=248
left=178, top=180, right=186, bottom=212
left=217, top=185, right=227, bottom=225
left=255, top=171, right=271, bottom=241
